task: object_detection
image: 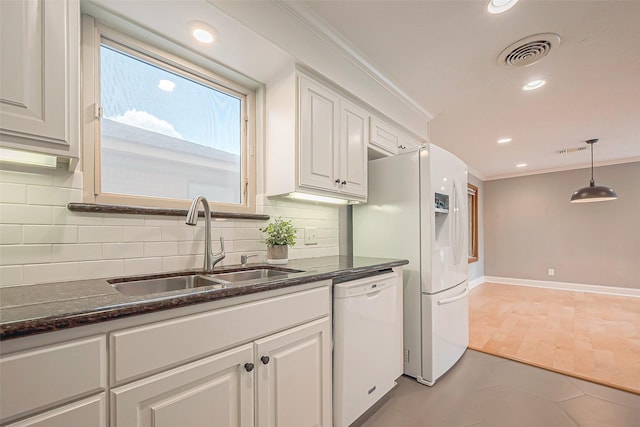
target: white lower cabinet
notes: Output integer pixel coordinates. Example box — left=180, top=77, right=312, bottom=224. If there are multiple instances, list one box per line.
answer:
left=5, top=394, right=105, bottom=427
left=111, top=317, right=331, bottom=427
left=0, top=283, right=331, bottom=427
left=255, top=318, right=331, bottom=427
left=111, top=344, right=255, bottom=427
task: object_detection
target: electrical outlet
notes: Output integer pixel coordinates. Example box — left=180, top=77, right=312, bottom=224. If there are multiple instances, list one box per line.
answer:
left=304, top=227, right=318, bottom=245
left=548, top=268, right=555, bottom=276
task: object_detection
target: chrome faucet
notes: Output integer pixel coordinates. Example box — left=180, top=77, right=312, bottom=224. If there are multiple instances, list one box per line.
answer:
left=186, top=195, right=225, bottom=272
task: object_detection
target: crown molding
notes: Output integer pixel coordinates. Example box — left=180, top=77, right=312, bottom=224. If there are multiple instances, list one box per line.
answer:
left=484, top=157, right=640, bottom=181
left=276, top=1, right=433, bottom=121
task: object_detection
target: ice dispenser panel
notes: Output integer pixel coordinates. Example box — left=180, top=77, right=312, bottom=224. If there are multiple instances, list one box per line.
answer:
left=435, top=193, right=449, bottom=214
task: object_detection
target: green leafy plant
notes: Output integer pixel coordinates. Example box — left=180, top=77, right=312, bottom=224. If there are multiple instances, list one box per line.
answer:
left=259, top=217, right=297, bottom=247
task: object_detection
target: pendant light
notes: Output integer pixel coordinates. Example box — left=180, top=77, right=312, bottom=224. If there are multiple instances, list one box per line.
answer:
left=570, top=139, right=617, bottom=203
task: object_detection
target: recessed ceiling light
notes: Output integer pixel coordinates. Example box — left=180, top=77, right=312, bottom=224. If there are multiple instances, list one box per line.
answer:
left=497, top=137, right=512, bottom=144
left=192, top=26, right=216, bottom=44
left=158, top=79, right=175, bottom=92
left=487, top=0, right=519, bottom=14
left=516, top=163, right=527, bottom=168
left=523, top=79, right=546, bottom=91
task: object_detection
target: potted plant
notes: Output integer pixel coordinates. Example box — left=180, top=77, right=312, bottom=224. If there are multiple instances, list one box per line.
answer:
left=260, top=217, right=297, bottom=264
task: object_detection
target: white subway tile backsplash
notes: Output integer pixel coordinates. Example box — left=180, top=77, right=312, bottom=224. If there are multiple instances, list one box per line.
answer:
left=0, top=182, right=27, bottom=204
left=144, top=216, right=183, bottom=227
left=102, top=214, right=145, bottom=226
left=144, top=241, right=179, bottom=257
left=161, top=227, right=193, bottom=241
left=27, top=186, right=82, bottom=206
left=52, top=170, right=83, bottom=189
left=0, top=170, right=52, bottom=186
left=53, top=207, right=103, bottom=225
left=0, top=265, right=23, bottom=287
left=78, top=226, right=125, bottom=243
left=52, top=244, right=103, bottom=262
left=23, top=263, right=79, bottom=285
left=0, top=245, right=51, bottom=266
left=177, top=240, right=204, bottom=256
left=78, top=260, right=124, bottom=279
left=162, top=255, right=200, bottom=272
left=124, top=257, right=163, bottom=276
left=22, top=225, right=78, bottom=244
left=0, top=204, right=52, bottom=224
left=123, top=226, right=162, bottom=242
left=1, top=176, right=341, bottom=284
left=0, top=225, right=22, bottom=244
left=102, top=242, right=144, bottom=259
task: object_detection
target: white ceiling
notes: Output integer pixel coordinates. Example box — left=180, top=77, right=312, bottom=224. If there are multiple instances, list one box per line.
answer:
left=86, top=0, right=640, bottom=180
left=295, top=0, right=640, bottom=179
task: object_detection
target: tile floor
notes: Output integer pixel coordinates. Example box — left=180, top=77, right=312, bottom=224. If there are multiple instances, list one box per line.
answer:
left=354, top=350, right=640, bottom=427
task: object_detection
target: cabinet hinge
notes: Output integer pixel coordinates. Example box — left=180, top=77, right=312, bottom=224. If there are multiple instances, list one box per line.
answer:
left=94, top=105, right=103, bottom=120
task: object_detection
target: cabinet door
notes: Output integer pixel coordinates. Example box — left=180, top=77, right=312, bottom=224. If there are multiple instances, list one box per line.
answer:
left=339, top=99, right=368, bottom=198
left=255, top=317, right=332, bottom=427
left=0, top=0, right=79, bottom=159
left=111, top=344, right=254, bottom=427
left=5, top=394, right=105, bottom=427
left=299, top=76, right=340, bottom=193
left=369, top=116, right=400, bottom=155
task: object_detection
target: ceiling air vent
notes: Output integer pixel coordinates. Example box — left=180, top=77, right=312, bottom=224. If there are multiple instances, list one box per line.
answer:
left=497, top=33, right=561, bottom=67
left=556, top=146, right=587, bottom=155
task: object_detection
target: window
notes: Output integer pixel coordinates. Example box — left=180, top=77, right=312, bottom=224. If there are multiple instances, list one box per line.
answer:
left=468, top=183, right=478, bottom=263
left=82, top=18, right=255, bottom=212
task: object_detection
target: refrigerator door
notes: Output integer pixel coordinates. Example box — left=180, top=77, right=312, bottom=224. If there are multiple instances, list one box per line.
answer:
left=421, top=144, right=468, bottom=294
left=419, top=282, right=469, bottom=386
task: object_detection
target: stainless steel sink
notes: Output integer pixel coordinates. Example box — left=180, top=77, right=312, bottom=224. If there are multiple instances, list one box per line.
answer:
left=110, top=275, right=226, bottom=297
left=209, top=268, right=299, bottom=284
left=109, top=267, right=303, bottom=296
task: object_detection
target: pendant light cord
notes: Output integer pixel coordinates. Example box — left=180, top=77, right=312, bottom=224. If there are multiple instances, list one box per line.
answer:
left=589, top=140, right=595, bottom=187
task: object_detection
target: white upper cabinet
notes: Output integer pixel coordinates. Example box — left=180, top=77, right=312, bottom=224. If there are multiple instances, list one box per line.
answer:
left=0, top=0, right=80, bottom=169
left=370, top=116, right=422, bottom=157
left=266, top=69, right=368, bottom=202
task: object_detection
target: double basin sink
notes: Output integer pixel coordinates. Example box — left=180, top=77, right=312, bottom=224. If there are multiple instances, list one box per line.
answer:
left=109, top=267, right=304, bottom=297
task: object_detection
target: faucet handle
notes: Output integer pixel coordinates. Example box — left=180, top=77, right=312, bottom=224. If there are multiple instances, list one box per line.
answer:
left=241, top=253, right=258, bottom=265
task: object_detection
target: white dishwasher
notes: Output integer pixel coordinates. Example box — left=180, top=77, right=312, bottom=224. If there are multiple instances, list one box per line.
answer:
left=333, top=270, right=402, bottom=427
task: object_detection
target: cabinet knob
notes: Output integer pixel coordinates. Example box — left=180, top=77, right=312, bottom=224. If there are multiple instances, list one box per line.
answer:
left=335, top=179, right=341, bottom=184
left=261, top=355, right=270, bottom=365
left=244, top=363, right=255, bottom=372
left=341, top=180, right=347, bottom=185
left=399, top=145, right=406, bottom=150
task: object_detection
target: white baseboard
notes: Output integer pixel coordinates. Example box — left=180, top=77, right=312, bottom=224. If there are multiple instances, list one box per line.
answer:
left=482, top=276, right=640, bottom=298
left=468, top=276, right=485, bottom=289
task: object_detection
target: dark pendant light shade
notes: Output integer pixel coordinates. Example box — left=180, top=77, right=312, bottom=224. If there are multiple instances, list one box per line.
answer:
left=570, top=139, right=617, bottom=203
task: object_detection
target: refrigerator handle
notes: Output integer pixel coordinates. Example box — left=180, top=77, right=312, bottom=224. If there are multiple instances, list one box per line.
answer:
left=452, top=181, right=461, bottom=265
left=437, top=287, right=469, bottom=305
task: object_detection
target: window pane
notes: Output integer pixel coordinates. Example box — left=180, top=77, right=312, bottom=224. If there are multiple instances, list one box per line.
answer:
left=99, top=43, right=242, bottom=204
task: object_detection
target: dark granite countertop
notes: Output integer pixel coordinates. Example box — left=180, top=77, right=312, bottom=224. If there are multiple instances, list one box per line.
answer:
left=0, top=256, right=408, bottom=341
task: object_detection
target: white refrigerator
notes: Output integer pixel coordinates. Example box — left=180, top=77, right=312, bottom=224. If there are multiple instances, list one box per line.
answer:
left=354, top=144, right=469, bottom=386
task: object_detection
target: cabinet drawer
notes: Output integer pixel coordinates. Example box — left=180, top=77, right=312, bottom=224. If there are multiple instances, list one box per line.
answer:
left=0, top=336, right=106, bottom=423
left=4, top=394, right=105, bottom=427
left=110, top=284, right=330, bottom=385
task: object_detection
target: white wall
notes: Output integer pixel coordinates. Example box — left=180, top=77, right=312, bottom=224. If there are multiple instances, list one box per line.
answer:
left=484, top=162, right=640, bottom=289
left=0, top=167, right=339, bottom=287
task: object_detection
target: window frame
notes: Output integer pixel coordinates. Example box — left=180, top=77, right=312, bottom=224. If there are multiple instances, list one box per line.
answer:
left=81, top=15, right=256, bottom=213
left=468, top=182, right=479, bottom=263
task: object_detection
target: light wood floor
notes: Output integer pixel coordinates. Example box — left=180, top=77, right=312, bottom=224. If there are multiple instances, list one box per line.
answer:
left=468, top=282, right=640, bottom=394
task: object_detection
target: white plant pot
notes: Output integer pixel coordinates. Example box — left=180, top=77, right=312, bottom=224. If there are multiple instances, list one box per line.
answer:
left=266, top=245, right=288, bottom=265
